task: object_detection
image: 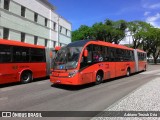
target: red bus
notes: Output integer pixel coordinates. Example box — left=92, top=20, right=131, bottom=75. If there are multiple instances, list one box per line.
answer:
left=50, top=40, right=147, bottom=85
left=0, top=39, right=54, bottom=84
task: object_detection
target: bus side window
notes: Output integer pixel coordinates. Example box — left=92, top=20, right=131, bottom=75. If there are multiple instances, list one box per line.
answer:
left=0, top=45, right=11, bottom=63
left=13, top=46, right=29, bottom=62
left=130, top=51, right=134, bottom=61
left=109, top=48, right=115, bottom=61
left=92, top=45, right=104, bottom=62
left=30, top=48, right=46, bottom=62
left=104, top=46, right=110, bottom=61
left=116, top=49, right=122, bottom=61
left=86, top=45, right=92, bottom=63
left=80, top=45, right=92, bottom=69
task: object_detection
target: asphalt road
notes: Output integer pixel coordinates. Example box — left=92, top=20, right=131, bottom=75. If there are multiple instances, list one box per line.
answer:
left=0, top=64, right=160, bottom=120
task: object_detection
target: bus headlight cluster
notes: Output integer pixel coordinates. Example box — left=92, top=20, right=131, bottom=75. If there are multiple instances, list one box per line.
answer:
left=68, top=70, right=78, bottom=78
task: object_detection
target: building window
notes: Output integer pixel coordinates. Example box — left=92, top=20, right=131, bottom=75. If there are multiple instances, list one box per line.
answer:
left=4, top=0, right=10, bottom=10
left=45, top=18, right=48, bottom=27
left=53, top=41, right=56, bottom=47
left=34, top=13, right=38, bottom=22
left=66, top=29, right=68, bottom=35
left=21, top=32, right=25, bottom=42
left=45, top=39, right=47, bottom=47
left=21, top=6, right=26, bottom=17
left=34, top=36, right=38, bottom=45
left=60, top=26, right=62, bottom=33
left=3, top=28, right=9, bottom=39
left=60, top=43, right=62, bottom=47
left=53, top=22, right=56, bottom=30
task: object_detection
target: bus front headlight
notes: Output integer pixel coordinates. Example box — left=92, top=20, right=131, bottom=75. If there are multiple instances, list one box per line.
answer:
left=68, top=70, right=78, bottom=78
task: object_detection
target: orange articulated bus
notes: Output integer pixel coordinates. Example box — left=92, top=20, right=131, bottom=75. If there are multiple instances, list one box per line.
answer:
left=50, top=40, right=147, bottom=85
left=0, top=39, right=55, bottom=84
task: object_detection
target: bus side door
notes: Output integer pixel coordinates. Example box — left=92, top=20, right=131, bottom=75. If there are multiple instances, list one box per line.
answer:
left=79, top=45, right=94, bottom=84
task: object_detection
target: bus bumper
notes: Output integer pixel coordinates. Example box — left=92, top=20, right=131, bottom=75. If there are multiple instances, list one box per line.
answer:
left=50, top=75, right=79, bottom=85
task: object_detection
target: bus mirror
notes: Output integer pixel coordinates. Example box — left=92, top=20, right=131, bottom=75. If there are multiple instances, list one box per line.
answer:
left=84, top=49, right=88, bottom=57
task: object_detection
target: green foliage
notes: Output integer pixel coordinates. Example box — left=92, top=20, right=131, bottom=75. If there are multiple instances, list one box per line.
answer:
left=72, top=25, right=93, bottom=42
left=142, top=28, right=160, bottom=64
left=127, top=21, right=152, bottom=49
left=72, top=19, right=127, bottom=44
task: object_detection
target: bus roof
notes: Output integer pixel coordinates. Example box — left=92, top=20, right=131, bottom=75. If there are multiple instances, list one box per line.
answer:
left=0, top=39, right=45, bottom=49
left=67, top=40, right=134, bottom=51
left=67, top=40, right=90, bottom=47
left=136, top=49, right=146, bottom=53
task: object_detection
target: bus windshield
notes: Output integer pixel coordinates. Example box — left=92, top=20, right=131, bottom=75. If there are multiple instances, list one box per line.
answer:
left=53, top=46, right=82, bottom=70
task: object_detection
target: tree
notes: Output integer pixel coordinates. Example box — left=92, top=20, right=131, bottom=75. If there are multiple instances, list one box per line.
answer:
left=72, top=19, right=127, bottom=44
left=112, top=20, right=127, bottom=44
left=104, top=19, right=127, bottom=44
left=92, top=22, right=108, bottom=41
left=143, top=28, right=160, bottom=64
left=127, top=21, right=152, bottom=49
left=72, top=25, right=93, bottom=42
left=90, top=19, right=127, bottom=44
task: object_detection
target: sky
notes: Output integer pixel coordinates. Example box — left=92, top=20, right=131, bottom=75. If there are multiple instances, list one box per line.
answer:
left=48, top=0, right=160, bottom=31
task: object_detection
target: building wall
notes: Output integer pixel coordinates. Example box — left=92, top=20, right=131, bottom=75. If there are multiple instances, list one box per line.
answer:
left=9, top=29, right=21, bottom=41
left=13, top=0, right=50, bottom=19
left=0, top=0, right=71, bottom=47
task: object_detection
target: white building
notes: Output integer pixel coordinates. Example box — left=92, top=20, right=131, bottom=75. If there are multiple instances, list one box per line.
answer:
left=120, top=29, right=133, bottom=45
left=0, top=0, right=71, bottom=48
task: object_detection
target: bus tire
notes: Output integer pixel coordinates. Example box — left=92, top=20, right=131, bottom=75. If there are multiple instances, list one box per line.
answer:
left=20, top=71, right=32, bottom=84
left=126, top=68, right=130, bottom=77
left=95, top=72, right=103, bottom=85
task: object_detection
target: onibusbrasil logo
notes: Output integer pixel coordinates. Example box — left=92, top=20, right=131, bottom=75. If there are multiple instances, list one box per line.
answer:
left=1, top=112, right=42, bottom=118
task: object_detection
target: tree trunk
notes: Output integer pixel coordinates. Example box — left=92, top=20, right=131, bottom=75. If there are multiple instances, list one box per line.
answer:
left=153, top=57, right=157, bottom=64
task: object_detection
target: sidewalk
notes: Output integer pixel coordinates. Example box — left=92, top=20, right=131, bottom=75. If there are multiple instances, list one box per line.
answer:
left=91, top=76, right=160, bottom=120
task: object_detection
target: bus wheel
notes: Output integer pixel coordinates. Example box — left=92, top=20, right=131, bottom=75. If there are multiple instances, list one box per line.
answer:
left=126, top=68, right=130, bottom=77
left=95, top=72, right=102, bottom=85
left=20, top=72, right=32, bottom=84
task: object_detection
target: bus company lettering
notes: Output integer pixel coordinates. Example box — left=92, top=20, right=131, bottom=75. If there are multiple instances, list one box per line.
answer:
left=12, top=112, right=42, bottom=118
